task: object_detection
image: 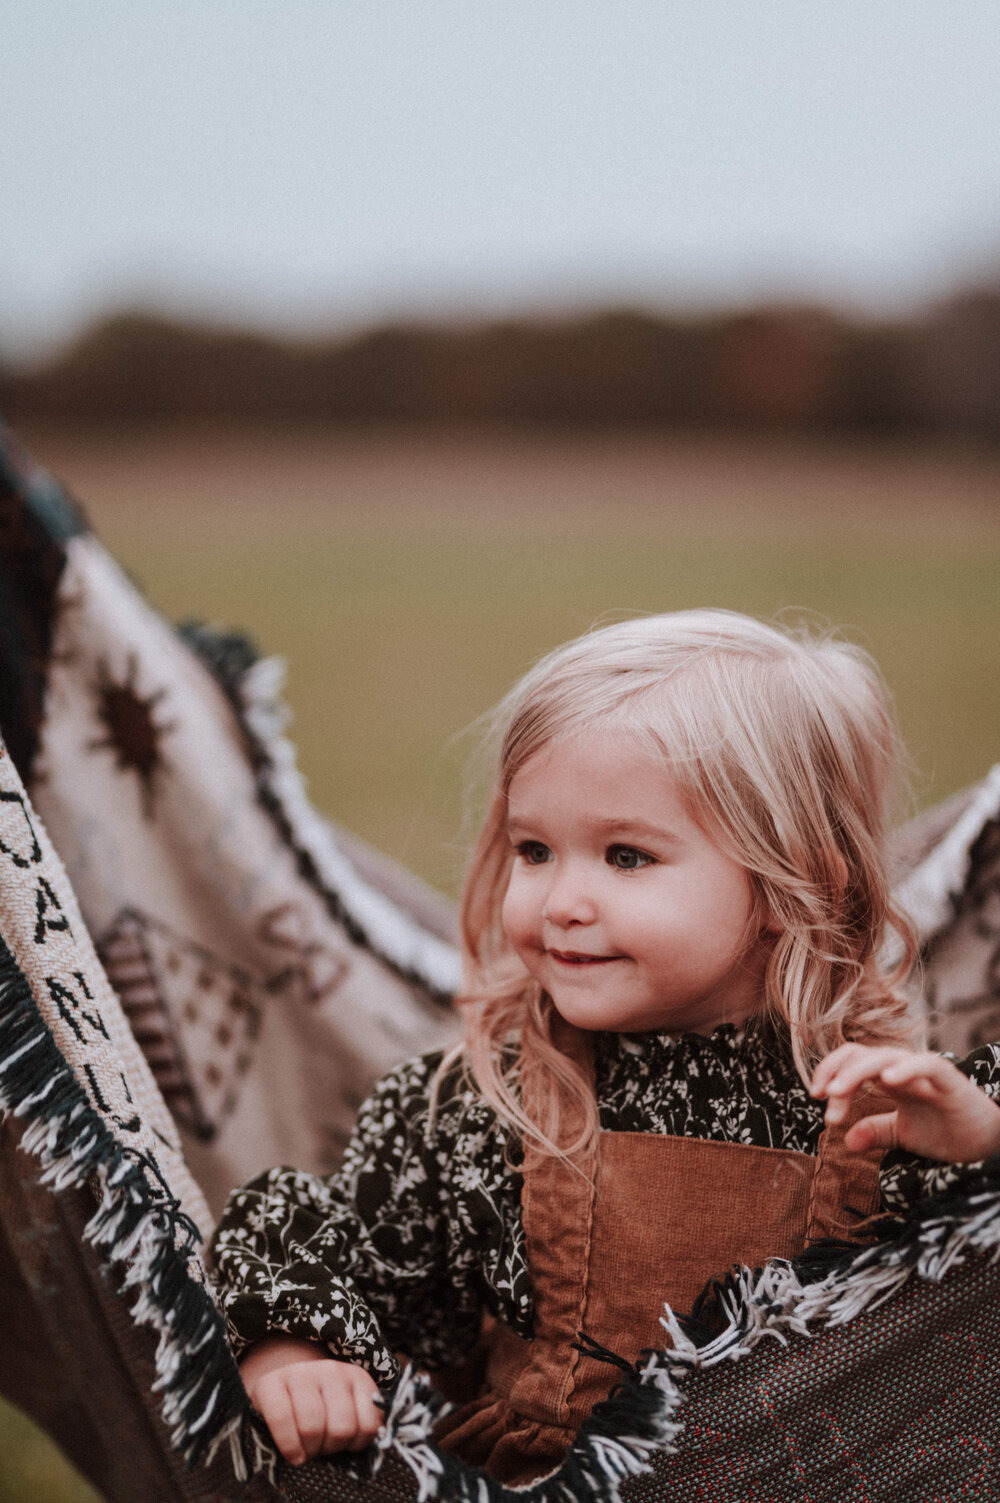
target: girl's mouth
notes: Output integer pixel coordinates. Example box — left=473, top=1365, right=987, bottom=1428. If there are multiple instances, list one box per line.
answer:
left=548, top=950, right=619, bottom=965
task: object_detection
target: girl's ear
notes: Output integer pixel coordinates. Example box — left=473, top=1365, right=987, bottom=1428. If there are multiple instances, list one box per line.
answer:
left=752, top=883, right=784, bottom=937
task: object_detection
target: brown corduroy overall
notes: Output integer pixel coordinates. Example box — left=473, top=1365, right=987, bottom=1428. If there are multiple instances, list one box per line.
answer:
left=435, top=1033, right=886, bottom=1486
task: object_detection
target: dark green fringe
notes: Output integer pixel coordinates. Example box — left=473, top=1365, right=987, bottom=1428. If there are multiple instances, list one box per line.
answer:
left=359, top=1355, right=677, bottom=1503
left=0, top=933, right=250, bottom=1465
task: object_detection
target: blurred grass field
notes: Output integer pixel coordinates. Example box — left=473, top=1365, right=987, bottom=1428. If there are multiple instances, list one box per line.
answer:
left=34, top=423, right=1000, bottom=895
left=5, top=422, right=1000, bottom=1501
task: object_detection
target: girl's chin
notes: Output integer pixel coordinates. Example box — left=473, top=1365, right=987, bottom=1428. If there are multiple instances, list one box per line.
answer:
left=549, top=992, right=752, bottom=1037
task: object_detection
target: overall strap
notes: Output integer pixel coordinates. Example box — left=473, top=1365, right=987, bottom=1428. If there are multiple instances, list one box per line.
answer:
left=806, top=1086, right=893, bottom=1243
left=507, top=1019, right=598, bottom=1428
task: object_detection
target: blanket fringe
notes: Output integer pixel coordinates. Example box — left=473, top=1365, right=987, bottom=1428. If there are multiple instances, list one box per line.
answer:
left=0, top=937, right=248, bottom=1467
left=365, top=1354, right=679, bottom=1503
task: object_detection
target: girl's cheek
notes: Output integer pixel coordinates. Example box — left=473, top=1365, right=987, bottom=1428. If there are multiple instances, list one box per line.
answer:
left=502, top=873, right=540, bottom=952
left=500, top=881, right=524, bottom=946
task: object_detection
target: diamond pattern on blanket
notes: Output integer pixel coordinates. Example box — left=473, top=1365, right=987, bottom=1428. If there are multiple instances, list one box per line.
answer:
left=97, top=907, right=264, bottom=1141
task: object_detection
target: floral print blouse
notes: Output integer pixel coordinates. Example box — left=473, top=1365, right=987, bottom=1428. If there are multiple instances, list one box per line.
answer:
left=211, top=1025, right=1000, bottom=1385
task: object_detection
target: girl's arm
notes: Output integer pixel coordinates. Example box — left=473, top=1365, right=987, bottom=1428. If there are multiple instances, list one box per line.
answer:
left=211, top=1049, right=518, bottom=1461
left=810, top=1043, right=1000, bottom=1161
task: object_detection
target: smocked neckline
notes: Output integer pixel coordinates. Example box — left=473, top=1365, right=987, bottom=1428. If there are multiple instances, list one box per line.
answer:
left=597, top=1017, right=802, bottom=1070
left=597, top=1020, right=748, bottom=1057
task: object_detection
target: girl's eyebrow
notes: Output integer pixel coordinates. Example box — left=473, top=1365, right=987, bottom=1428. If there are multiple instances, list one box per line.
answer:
left=589, top=816, right=683, bottom=844
left=505, top=813, right=541, bottom=835
left=506, top=811, right=683, bottom=844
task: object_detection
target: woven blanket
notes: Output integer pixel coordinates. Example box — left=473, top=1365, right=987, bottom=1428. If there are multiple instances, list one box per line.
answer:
left=0, top=729, right=235, bottom=1429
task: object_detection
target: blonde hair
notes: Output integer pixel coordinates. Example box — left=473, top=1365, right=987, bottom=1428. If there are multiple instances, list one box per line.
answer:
left=447, top=609, right=918, bottom=1160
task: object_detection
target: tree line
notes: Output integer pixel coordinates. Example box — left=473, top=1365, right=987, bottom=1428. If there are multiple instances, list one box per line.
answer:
left=2, top=288, right=999, bottom=440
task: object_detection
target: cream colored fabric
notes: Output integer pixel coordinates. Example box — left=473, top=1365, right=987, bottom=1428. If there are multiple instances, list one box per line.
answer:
left=891, top=766, right=1000, bottom=1056
left=30, top=535, right=459, bottom=1216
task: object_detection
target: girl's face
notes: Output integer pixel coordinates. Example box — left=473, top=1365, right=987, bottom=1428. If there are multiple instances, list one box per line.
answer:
left=501, top=729, right=774, bottom=1036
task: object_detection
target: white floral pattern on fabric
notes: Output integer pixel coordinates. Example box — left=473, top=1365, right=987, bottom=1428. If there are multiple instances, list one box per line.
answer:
left=212, top=1050, right=530, bottom=1382
left=211, top=1028, right=1000, bottom=1382
left=879, top=1043, right=1000, bottom=1210
left=592, top=1024, right=822, bottom=1146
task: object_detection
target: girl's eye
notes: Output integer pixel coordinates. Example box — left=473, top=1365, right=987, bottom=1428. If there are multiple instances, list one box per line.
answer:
left=516, top=840, right=552, bottom=865
left=607, top=845, right=654, bottom=871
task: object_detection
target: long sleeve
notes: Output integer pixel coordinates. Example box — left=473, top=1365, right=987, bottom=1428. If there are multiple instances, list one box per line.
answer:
left=210, top=1050, right=530, bottom=1383
left=879, top=1043, right=1000, bottom=1212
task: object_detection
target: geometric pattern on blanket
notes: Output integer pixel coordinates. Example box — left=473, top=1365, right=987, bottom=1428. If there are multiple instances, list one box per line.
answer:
left=0, top=418, right=460, bottom=1497
left=97, top=905, right=268, bottom=1141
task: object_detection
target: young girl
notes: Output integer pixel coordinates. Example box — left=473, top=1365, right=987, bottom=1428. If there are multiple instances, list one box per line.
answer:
left=212, top=610, right=1000, bottom=1485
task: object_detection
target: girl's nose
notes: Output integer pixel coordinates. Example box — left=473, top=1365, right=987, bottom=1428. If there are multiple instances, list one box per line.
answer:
left=542, top=865, right=597, bottom=927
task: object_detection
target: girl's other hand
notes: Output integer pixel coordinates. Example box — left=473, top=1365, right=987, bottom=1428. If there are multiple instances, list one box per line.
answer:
left=810, top=1043, right=1000, bottom=1163
left=238, top=1335, right=383, bottom=1465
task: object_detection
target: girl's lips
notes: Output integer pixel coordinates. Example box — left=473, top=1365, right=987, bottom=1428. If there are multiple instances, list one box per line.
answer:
left=548, top=949, right=620, bottom=965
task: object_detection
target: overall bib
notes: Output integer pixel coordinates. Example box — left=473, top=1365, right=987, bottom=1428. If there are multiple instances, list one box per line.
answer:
left=435, top=1031, right=886, bottom=1486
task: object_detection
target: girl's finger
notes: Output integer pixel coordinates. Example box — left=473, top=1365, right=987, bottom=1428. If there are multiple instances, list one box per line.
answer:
left=820, top=1047, right=913, bottom=1100
left=289, top=1381, right=332, bottom=1459
left=843, top=1110, right=899, bottom=1154
left=346, top=1387, right=383, bottom=1451
left=818, top=1053, right=908, bottom=1123
left=810, top=1043, right=866, bottom=1095
left=319, top=1387, right=365, bottom=1451
left=260, top=1384, right=307, bottom=1466
left=877, top=1069, right=943, bottom=1103
left=342, top=1376, right=381, bottom=1448
left=880, top=1053, right=955, bottom=1092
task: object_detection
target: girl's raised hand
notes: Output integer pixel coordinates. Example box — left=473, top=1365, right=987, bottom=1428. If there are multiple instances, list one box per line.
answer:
left=811, top=1043, right=1000, bottom=1163
left=239, top=1335, right=383, bottom=1465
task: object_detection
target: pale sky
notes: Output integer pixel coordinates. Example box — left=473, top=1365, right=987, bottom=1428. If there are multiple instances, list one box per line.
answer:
left=3, top=1, right=1000, bottom=363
